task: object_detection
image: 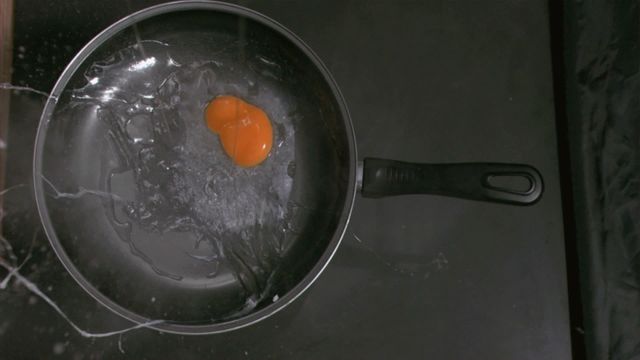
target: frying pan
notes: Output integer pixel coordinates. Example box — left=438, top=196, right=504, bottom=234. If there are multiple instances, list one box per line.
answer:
left=33, top=1, right=543, bottom=334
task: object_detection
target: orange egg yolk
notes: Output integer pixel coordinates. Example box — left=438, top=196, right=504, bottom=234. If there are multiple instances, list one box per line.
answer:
left=205, top=95, right=273, bottom=167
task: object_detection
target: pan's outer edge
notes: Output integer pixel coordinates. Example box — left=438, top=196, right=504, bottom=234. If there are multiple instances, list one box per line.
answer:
left=32, top=0, right=357, bottom=335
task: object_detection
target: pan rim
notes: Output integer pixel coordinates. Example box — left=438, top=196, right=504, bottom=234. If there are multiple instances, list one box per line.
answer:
left=32, top=0, right=357, bottom=335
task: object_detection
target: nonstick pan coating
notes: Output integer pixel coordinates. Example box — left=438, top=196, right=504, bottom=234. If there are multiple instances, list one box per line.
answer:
left=34, top=1, right=357, bottom=334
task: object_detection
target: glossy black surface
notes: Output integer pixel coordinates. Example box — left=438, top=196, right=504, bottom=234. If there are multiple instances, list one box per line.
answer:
left=34, top=2, right=355, bottom=332
left=361, top=158, right=543, bottom=204
left=0, top=1, right=570, bottom=358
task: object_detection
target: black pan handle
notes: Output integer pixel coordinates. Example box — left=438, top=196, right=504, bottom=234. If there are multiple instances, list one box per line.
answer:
left=361, top=158, right=543, bottom=205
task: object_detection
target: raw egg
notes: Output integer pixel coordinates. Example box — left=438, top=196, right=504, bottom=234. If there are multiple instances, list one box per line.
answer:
left=205, top=95, right=273, bottom=167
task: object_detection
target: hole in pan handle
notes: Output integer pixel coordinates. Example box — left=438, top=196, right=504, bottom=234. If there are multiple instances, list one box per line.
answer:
left=359, top=158, right=543, bottom=205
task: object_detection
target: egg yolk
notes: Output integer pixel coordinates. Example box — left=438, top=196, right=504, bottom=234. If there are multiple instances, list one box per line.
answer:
left=205, top=95, right=273, bottom=167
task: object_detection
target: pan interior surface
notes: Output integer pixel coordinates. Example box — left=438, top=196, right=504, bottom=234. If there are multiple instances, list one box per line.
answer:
left=34, top=4, right=354, bottom=331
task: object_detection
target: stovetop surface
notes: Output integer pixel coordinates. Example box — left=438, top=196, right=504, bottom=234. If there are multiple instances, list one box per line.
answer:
left=0, top=1, right=570, bottom=358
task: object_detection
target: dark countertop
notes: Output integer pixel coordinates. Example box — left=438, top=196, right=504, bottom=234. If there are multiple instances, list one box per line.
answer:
left=0, top=1, right=571, bottom=358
